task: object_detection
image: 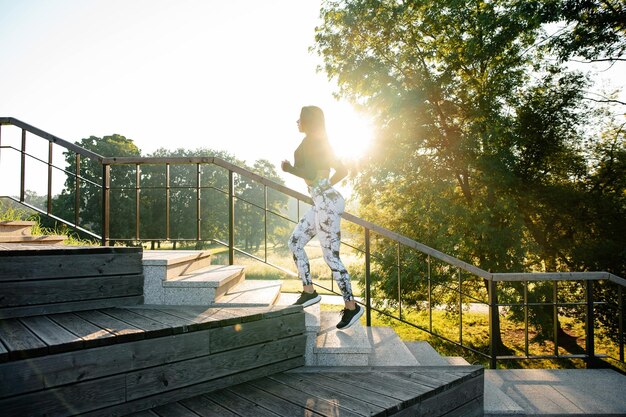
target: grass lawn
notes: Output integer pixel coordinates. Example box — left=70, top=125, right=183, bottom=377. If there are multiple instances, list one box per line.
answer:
left=336, top=305, right=624, bottom=371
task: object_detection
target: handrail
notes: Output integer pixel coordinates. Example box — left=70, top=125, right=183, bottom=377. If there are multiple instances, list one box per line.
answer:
left=493, top=272, right=626, bottom=287
left=104, top=155, right=494, bottom=280
left=0, top=117, right=105, bottom=161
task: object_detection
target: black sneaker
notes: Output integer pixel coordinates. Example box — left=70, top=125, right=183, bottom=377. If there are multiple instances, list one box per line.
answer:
left=292, top=290, right=321, bottom=307
left=336, top=304, right=364, bottom=329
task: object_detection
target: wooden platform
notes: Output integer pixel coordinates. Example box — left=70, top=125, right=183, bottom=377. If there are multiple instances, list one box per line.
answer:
left=0, top=246, right=144, bottom=319
left=0, top=305, right=306, bottom=417
left=128, top=366, right=484, bottom=417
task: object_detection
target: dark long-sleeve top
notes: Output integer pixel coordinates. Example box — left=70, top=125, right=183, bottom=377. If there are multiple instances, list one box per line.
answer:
left=286, top=135, right=348, bottom=185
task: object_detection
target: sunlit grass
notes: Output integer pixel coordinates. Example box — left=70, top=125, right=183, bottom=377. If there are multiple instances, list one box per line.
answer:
left=330, top=304, right=624, bottom=370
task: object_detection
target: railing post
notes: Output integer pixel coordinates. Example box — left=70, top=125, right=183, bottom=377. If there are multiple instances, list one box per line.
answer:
left=428, top=255, right=432, bottom=332
left=165, top=164, right=170, bottom=241
left=458, top=267, right=462, bottom=346
left=553, top=281, right=559, bottom=357
left=365, top=228, right=371, bottom=327
left=617, top=285, right=624, bottom=362
left=135, top=164, right=140, bottom=241
left=75, top=154, right=80, bottom=227
left=20, top=129, right=26, bottom=202
left=524, top=281, right=529, bottom=357
left=47, top=142, right=53, bottom=214
left=101, top=164, right=110, bottom=246
left=228, top=170, right=235, bottom=265
left=196, top=163, right=201, bottom=242
left=264, top=185, right=268, bottom=263
left=488, top=278, right=498, bottom=369
left=397, top=243, right=402, bottom=320
left=586, top=280, right=595, bottom=366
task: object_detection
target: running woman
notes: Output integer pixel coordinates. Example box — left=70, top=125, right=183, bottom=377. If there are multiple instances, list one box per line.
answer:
left=281, top=105, right=363, bottom=330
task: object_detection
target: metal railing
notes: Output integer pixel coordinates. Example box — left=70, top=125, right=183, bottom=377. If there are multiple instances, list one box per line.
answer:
left=1, top=116, right=624, bottom=369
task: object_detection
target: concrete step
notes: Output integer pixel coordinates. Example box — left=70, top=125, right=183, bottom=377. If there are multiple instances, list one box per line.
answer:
left=484, top=369, right=626, bottom=416
left=314, top=310, right=371, bottom=366
left=404, top=341, right=450, bottom=366
left=0, top=220, right=35, bottom=237
left=366, top=326, right=419, bottom=366
left=444, top=356, right=471, bottom=365
left=142, top=250, right=213, bottom=280
left=484, top=376, right=525, bottom=416
left=142, top=250, right=216, bottom=304
left=160, top=265, right=246, bottom=305
left=213, top=279, right=282, bottom=307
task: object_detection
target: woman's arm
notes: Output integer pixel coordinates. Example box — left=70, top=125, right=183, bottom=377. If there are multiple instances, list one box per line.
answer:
left=281, top=160, right=316, bottom=181
left=329, top=159, right=348, bottom=186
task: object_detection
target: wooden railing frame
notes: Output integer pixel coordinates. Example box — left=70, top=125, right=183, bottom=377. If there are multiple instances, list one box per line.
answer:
left=1, top=116, right=624, bottom=369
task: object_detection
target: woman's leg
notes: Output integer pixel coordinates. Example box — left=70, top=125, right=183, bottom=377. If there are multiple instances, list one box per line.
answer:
left=288, top=206, right=317, bottom=288
left=314, top=190, right=354, bottom=303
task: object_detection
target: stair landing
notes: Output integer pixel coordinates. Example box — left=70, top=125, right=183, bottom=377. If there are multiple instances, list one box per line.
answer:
left=129, top=365, right=484, bottom=417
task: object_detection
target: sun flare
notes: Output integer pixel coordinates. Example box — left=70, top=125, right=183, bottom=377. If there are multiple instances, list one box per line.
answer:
left=325, top=106, right=375, bottom=162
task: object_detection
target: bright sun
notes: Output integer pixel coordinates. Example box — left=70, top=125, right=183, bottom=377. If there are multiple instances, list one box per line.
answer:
left=325, top=105, right=375, bottom=161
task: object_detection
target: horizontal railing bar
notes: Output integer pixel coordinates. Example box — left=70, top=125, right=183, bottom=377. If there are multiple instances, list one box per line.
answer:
left=495, top=301, right=602, bottom=307
left=2, top=145, right=103, bottom=188
left=496, top=354, right=608, bottom=360
left=0, top=117, right=104, bottom=161
left=493, top=272, right=626, bottom=287
left=103, top=156, right=216, bottom=165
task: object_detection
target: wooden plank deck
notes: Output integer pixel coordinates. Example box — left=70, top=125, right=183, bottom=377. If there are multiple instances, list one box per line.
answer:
left=127, top=366, right=484, bottom=417
left=0, top=246, right=144, bottom=319
left=0, top=305, right=307, bottom=417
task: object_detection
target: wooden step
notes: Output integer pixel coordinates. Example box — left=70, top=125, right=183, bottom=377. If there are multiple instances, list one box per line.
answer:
left=0, top=235, right=65, bottom=245
left=137, top=366, right=484, bottom=417
left=0, top=247, right=143, bottom=319
left=0, top=221, right=35, bottom=237
left=0, top=305, right=306, bottom=416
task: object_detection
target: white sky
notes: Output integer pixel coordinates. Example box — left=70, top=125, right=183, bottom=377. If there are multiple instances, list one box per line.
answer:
left=1, top=0, right=624, bottom=197
left=0, top=0, right=374, bottom=195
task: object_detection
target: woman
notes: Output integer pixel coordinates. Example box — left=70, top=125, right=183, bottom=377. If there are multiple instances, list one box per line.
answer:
left=281, top=105, right=363, bottom=330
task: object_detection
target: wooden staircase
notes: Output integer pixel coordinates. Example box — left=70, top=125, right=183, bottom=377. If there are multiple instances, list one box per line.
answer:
left=0, top=244, right=306, bottom=417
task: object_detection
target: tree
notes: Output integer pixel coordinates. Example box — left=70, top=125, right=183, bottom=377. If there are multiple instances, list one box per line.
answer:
left=545, top=0, right=626, bottom=63
left=314, top=0, right=625, bottom=352
left=142, top=148, right=289, bottom=253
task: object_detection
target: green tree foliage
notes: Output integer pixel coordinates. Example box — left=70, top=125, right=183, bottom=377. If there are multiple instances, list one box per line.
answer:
left=51, top=139, right=289, bottom=253
left=51, top=134, right=140, bottom=237
left=545, top=0, right=626, bottom=62
left=314, top=0, right=625, bottom=348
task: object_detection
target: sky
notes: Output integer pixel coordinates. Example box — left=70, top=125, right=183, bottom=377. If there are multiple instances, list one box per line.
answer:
left=1, top=0, right=624, bottom=197
left=0, top=0, right=374, bottom=195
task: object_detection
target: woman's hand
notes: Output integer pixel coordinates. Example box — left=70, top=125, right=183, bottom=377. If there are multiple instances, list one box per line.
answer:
left=281, top=160, right=293, bottom=173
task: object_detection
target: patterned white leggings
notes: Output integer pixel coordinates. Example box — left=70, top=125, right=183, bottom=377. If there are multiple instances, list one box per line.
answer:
left=288, top=180, right=354, bottom=301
